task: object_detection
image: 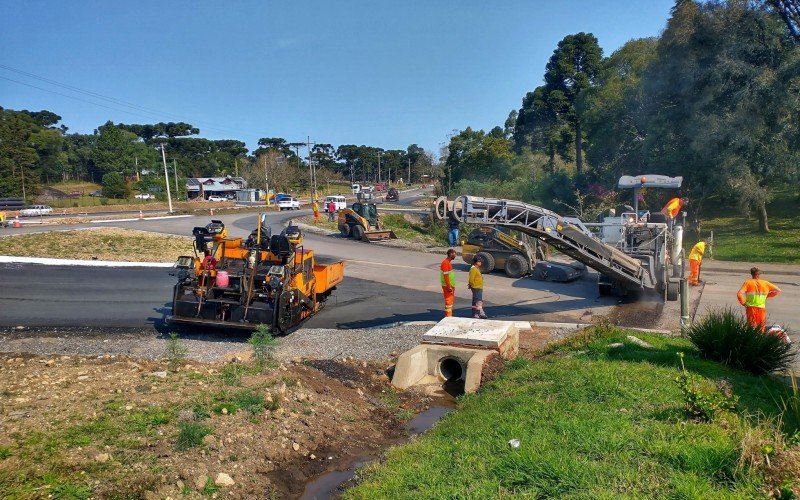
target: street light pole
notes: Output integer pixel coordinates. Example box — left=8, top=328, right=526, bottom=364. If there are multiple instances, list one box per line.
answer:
left=377, top=151, right=382, bottom=184
left=160, top=143, right=173, bottom=213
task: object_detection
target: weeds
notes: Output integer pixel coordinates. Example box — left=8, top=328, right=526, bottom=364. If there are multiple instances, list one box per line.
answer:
left=220, top=363, right=246, bottom=386
left=202, top=476, right=220, bottom=495
left=0, top=446, right=10, bottom=460
left=687, top=308, right=796, bottom=375
left=164, top=332, right=188, bottom=371
left=249, top=324, right=277, bottom=369
left=675, top=352, right=737, bottom=421
left=176, top=422, right=212, bottom=451
left=51, top=482, right=92, bottom=500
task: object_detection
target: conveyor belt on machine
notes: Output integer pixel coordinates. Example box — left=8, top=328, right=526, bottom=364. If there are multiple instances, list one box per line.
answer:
left=437, top=195, right=653, bottom=291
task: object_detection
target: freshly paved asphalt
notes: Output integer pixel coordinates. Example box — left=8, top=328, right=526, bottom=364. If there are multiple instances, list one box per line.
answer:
left=0, top=187, right=652, bottom=331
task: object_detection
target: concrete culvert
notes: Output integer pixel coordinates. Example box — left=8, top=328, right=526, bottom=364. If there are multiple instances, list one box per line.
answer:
left=439, top=357, right=463, bottom=382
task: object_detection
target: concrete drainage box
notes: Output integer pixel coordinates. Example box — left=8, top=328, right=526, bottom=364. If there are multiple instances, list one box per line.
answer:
left=392, top=317, right=523, bottom=394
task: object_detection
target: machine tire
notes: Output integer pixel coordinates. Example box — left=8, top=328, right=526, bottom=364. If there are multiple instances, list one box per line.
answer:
left=599, top=283, right=613, bottom=296
left=474, top=251, right=495, bottom=273
left=667, top=278, right=680, bottom=301
left=352, top=224, right=365, bottom=241
left=339, top=224, right=351, bottom=237
left=504, top=254, right=529, bottom=279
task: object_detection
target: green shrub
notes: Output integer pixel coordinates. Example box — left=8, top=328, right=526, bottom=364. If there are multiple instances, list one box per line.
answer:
left=0, top=446, right=10, bottom=460
left=675, top=352, right=737, bottom=421
left=51, top=482, right=92, bottom=500
left=687, top=308, right=796, bottom=375
left=176, top=422, right=212, bottom=450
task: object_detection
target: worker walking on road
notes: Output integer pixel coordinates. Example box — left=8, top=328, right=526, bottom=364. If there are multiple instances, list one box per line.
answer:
left=468, top=256, right=488, bottom=319
left=687, top=241, right=706, bottom=286
left=440, top=248, right=457, bottom=317
left=737, top=267, right=781, bottom=331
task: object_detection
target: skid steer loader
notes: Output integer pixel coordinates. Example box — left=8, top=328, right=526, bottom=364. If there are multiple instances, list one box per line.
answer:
left=337, top=202, right=397, bottom=242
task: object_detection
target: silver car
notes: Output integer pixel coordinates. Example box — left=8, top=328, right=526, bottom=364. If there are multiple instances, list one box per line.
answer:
left=19, top=205, right=53, bottom=217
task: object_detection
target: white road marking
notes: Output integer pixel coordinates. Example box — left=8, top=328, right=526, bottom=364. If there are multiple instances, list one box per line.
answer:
left=91, top=215, right=192, bottom=223
left=0, top=256, right=172, bottom=267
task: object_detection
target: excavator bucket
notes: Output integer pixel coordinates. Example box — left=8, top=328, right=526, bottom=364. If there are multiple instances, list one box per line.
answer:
left=363, top=229, right=397, bottom=241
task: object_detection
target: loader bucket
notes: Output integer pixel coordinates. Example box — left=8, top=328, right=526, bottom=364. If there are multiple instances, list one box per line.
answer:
left=364, top=230, right=398, bottom=241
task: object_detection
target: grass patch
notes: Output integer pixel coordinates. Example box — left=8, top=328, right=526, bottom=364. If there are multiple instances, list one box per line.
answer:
left=208, top=388, right=275, bottom=415
left=346, top=327, right=799, bottom=498
left=0, top=446, right=11, bottom=460
left=694, top=188, right=800, bottom=264
left=0, top=228, right=193, bottom=262
left=176, top=422, right=212, bottom=451
left=51, top=481, right=92, bottom=499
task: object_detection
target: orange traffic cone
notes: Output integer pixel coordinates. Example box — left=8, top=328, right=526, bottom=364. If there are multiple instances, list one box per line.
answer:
left=12, top=216, right=21, bottom=228
left=138, top=210, right=143, bottom=220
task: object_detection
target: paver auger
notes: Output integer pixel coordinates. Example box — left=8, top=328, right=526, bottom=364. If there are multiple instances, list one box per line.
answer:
left=169, top=215, right=345, bottom=332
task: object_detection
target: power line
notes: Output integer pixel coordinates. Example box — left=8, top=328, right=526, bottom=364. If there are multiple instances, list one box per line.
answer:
left=0, top=63, right=259, bottom=141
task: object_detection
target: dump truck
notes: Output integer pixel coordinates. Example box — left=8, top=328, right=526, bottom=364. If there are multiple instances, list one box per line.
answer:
left=337, top=202, right=397, bottom=241
left=169, top=215, right=345, bottom=333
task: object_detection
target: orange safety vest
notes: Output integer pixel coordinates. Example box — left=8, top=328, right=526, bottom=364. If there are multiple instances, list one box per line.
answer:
left=662, top=197, right=683, bottom=219
left=440, top=258, right=456, bottom=287
left=737, top=278, right=779, bottom=309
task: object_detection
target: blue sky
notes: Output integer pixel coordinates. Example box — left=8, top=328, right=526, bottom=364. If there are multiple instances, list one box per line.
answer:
left=1, top=1, right=674, bottom=154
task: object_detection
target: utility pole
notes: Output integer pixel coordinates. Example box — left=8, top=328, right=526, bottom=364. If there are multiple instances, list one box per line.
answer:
left=377, top=151, right=382, bottom=184
left=135, top=157, right=139, bottom=182
left=160, top=143, right=173, bottom=213
left=408, top=157, right=411, bottom=186
left=20, top=165, right=26, bottom=201
left=173, top=159, right=179, bottom=198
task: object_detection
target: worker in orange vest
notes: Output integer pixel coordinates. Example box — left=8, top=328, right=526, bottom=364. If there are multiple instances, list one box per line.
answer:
left=440, top=248, right=457, bottom=317
left=687, top=241, right=705, bottom=286
left=736, top=267, right=781, bottom=331
left=661, top=197, right=688, bottom=228
left=312, top=200, right=320, bottom=223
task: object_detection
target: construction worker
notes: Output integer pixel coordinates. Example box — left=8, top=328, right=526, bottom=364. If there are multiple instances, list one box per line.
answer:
left=440, top=248, right=457, bottom=317
left=201, top=249, right=217, bottom=271
left=737, top=267, right=781, bottom=331
left=661, top=197, right=688, bottom=228
left=447, top=213, right=460, bottom=246
left=687, top=241, right=706, bottom=286
left=468, top=256, right=488, bottom=319
left=327, top=199, right=336, bottom=222
left=312, top=199, right=320, bottom=223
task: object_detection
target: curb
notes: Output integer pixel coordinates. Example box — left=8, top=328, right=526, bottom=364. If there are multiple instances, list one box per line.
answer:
left=0, top=255, right=173, bottom=268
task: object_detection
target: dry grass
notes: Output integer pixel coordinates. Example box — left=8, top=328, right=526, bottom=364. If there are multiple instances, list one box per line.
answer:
left=0, top=228, right=194, bottom=262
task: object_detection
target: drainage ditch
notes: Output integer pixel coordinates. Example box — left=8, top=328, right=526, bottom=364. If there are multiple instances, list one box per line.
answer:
left=299, top=405, right=454, bottom=499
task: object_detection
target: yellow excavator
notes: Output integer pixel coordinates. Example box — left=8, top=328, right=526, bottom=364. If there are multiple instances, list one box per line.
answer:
left=337, top=202, right=397, bottom=242
left=169, top=215, right=345, bottom=333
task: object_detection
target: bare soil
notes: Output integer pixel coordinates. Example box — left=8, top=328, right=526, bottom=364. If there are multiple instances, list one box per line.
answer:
left=0, top=352, right=433, bottom=498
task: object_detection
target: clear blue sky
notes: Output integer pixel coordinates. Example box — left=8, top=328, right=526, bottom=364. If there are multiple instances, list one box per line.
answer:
left=1, top=1, right=674, bottom=154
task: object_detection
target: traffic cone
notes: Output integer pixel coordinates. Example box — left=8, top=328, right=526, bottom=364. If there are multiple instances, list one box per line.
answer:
left=138, top=210, right=143, bottom=220
left=12, top=216, right=21, bottom=228
left=210, top=208, right=214, bottom=216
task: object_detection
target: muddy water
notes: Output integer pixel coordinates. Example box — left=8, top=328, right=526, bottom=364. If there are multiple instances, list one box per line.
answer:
left=299, top=406, right=454, bottom=500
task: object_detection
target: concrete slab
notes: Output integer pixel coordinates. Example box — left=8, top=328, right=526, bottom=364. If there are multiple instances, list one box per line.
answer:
left=422, top=317, right=517, bottom=349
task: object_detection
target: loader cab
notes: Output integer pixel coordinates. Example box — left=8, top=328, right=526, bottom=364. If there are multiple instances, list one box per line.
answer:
left=351, top=202, right=378, bottom=227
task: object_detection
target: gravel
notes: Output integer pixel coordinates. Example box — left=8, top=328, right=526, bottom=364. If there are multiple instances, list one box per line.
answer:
left=0, top=323, right=433, bottom=363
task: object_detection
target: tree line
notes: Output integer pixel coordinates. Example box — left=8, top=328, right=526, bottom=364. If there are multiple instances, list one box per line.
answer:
left=0, top=108, right=438, bottom=200
left=443, top=0, right=800, bottom=233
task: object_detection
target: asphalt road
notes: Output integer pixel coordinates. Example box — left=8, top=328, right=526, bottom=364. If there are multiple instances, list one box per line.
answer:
left=0, top=186, right=650, bottom=331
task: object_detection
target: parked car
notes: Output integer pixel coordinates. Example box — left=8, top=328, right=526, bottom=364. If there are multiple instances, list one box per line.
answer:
left=278, top=196, right=300, bottom=210
left=324, top=195, right=347, bottom=212
left=207, top=195, right=228, bottom=202
left=89, top=190, right=103, bottom=197
left=275, top=193, right=290, bottom=202
left=385, top=188, right=399, bottom=202
left=20, top=205, right=53, bottom=217
left=67, top=191, right=81, bottom=198
left=134, top=193, right=154, bottom=200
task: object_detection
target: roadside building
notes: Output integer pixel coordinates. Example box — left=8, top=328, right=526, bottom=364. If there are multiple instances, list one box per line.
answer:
left=186, top=176, right=247, bottom=201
